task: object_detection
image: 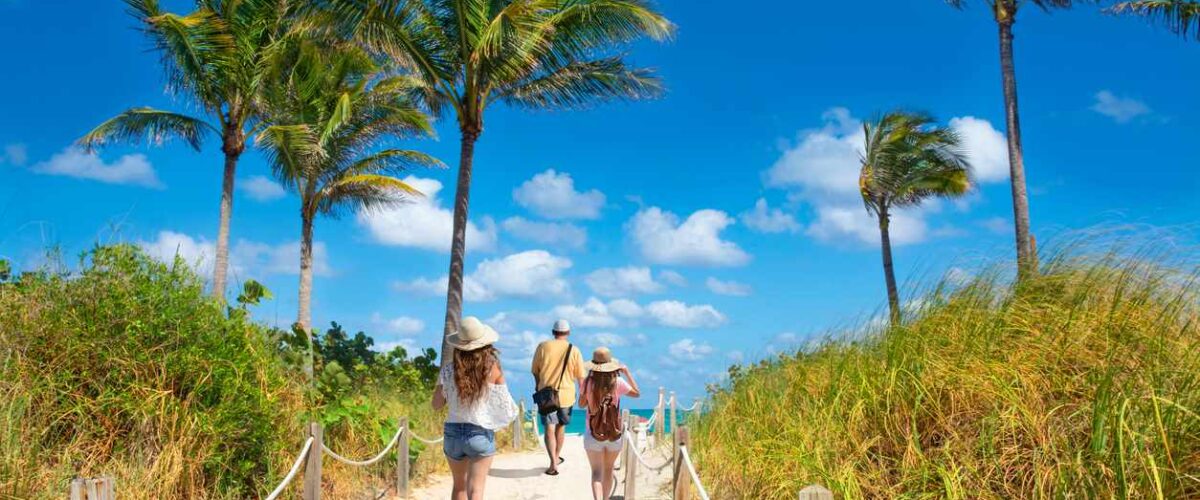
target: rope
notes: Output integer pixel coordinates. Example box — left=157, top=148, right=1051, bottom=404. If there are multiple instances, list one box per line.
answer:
left=680, top=401, right=700, bottom=412
left=408, top=429, right=444, bottom=444
left=621, top=426, right=671, bottom=471
left=322, top=425, right=406, bottom=467
left=678, top=446, right=711, bottom=500
left=265, top=437, right=313, bottom=500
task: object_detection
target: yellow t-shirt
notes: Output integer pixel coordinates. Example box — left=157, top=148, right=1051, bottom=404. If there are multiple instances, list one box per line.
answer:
left=530, top=338, right=585, bottom=407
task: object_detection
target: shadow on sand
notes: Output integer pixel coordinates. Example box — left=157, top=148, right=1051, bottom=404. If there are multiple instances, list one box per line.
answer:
left=488, top=467, right=546, bottom=479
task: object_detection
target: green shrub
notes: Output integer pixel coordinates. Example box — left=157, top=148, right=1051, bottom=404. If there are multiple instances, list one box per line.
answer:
left=694, top=248, right=1200, bottom=499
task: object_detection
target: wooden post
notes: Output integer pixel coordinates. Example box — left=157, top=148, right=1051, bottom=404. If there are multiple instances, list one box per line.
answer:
left=70, top=478, right=83, bottom=500
left=86, top=479, right=99, bottom=500
left=100, top=476, right=115, bottom=500
left=655, top=387, right=665, bottom=445
left=396, top=417, right=409, bottom=499
left=519, top=400, right=528, bottom=443
left=511, top=406, right=522, bottom=450
left=799, top=484, right=833, bottom=500
left=623, top=410, right=637, bottom=500
left=672, top=426, right=689, bottom=500
left=303, top=422, right=322, bottom=500
left=669, top=392, right=677, bottom=463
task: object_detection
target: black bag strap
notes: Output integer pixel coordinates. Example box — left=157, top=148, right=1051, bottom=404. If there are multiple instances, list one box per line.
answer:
left=552, top=343, right=573, bottom=390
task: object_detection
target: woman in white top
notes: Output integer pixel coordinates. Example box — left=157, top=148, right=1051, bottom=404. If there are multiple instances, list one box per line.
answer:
left=578, top=347, right=640, bottom=500
left=432, top=316, right=518, bottom=500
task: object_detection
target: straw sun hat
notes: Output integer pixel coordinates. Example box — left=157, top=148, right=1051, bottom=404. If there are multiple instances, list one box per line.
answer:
left=447, top=316, right=499, bottom=351
left=586, top=347, right=622, bottom=373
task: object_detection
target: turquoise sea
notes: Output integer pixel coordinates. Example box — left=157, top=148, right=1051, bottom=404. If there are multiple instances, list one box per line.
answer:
left=531, top=408, right=670, bottom=436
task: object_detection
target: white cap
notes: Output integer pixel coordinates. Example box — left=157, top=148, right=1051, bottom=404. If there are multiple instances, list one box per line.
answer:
left=552, top=319, right=571, bottom=333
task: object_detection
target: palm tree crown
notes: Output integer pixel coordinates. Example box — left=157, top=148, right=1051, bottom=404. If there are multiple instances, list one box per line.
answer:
left=1111, top=1, right=1200, bottom=39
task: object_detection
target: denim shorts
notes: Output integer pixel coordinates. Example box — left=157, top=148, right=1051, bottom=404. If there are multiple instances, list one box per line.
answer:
left=443, top=422, right=496, bottom=461
left=539, top=407, right=573, bottom=427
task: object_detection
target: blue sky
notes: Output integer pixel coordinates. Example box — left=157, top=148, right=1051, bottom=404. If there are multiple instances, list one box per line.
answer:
left=1, top=1, right=1198, bottom=405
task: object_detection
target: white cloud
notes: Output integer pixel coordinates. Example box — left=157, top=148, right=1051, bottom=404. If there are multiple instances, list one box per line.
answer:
left=586, top=332, right=647, bottom=349
left=138, top=230, right=331, bottom=278
left=628, top=207, right=750, bottom=267
left=645, top=300, right=726, bottom=328
left=396, top=250, right=571, bottom=302
left=357, top=176, right=498, bottom=253
left=373, top=339, right=417, bottom=353
left=740, top=198, right=800, bottom=234
left=766, top=109, right=1007, bottom=247
left=705, top=277, right=751, bottom=296
left=0, top=143, right=27, bottom=165
left=551, top=297, right=622, bottom=328
left=239, top=175, right=286, bottom=202
left=658, top=270, right=688, bottom=287
left=32, top=147, right=163, bottom=188
left=372, top=313, right=425, bottom=336
left=501, top=217, right=587, bottom=250
left=668, top=339, right=714, bottom=361
left=513, top=169, right=605, bottom=220
left=979, top=217, right=1011, bottom=235
left=584, top=266, right=663, bottom=297
left=1091, top=90, right=1151, bottom=124
left=949, top=117, right=1010, bottom=183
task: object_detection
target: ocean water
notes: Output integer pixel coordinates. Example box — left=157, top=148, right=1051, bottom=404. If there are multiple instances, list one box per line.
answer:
left=530, top=408, right=670, bottom=436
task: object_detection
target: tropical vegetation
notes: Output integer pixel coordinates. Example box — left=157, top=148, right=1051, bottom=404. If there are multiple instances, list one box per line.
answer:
left=859, top=111, right=972, bottom=323
left=316, top=0, right=675, bottom=363
left=694, top=240, right=1200, bottom=498
left=79, top=0, right=300, bottom=302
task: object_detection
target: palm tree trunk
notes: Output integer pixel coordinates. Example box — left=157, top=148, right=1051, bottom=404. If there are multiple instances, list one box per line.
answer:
left=298, top=209, right=315, bottom=381
left=997, top=18, right=1035, bottom=278
left=440, top=128, right=479, bottom=368
left=214, top=128, right=244, bottom=303
left=878, top=210, right=901, bottom=325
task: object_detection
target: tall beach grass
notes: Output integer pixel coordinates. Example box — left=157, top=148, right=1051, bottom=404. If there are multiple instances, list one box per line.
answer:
left=693, top=235, right=1200, bottom=498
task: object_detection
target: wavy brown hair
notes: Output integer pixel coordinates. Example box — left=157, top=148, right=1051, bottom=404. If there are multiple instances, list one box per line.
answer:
left=453, top=346, right=498, bottom=405
left=587, top=370, right=618, bottom=407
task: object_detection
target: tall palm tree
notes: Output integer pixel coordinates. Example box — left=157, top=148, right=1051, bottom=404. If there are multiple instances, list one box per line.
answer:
left=255, top=38, right=441, bottom=379
left=1111, top=1, right=1200, bottom=37
left=944, top=0, right=1088, bottom=277
left=80, top=0, right=295, bottom=302
left=321, top=0, right=674, bottom=364
left=860, top=111, right=972, bottom=324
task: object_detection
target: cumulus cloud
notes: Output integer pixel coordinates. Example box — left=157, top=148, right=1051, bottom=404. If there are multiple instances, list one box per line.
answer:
left=371, top=313, right=425, bottom=335
left=645, top=300, right=726, bottom=328
left=0, top=143, right=27, bottom=165
left=586, top=332, right=648, bottom=348
left=513, top=169, right=605, bottom=220
left=31, top=147, right=163, bottom=188
left=658, top=270, right=688, bottom=287
left=765, top=108, right=1007, bottom=246
left=396, top=250, right=571, bottom=302
left=740, top=198, right=800, bottom=234
left=705, top=277, right=751, bottom=296
left=668, top=339, right=715, bottom=361
left=501, top=216, right=587, bottom=250
left=1091, top=90, right=1151, bottom=124
left=584, top=266, right=664, bottom=297
left=239, top=175, right=286, bottom=202
left=138, top=230, right=332, bottom=278
left=357, top=176, right=497, bottom=253
left=627, top=207, right=750, bottom=267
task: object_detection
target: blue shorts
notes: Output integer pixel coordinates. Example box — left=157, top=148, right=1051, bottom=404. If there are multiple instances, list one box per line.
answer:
left=539, top=407, right=573, bottom=427
left=443, top=422, right=496, bottom=461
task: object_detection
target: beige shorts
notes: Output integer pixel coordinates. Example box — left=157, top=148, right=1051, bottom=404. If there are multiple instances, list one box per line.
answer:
left=583, top=432, right=623, bottom=453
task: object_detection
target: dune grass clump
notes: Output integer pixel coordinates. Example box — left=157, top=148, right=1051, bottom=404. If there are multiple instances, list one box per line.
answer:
left=693, top=247, right=1200, bottom=499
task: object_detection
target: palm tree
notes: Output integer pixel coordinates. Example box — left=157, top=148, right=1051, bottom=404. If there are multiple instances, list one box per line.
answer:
left=80, top=0, right=294, bottom=302
left=860, top=111, right=972, bottom=324
left=321, top=0, right=674, bottom=364
left=255, top=38, right=441, bottom=379
left=944, top=0, right=1089, bottom=277
left=1111, top=1, right=1200, bottom=37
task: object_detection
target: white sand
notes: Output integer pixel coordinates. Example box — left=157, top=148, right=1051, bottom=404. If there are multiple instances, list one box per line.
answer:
left=409, top=434, right=674, bottom=500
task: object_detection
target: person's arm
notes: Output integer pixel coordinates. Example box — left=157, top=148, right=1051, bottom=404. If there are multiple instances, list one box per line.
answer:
left=572, top=347, right=586, bottom=382
left=490, top=358, right=505, bottom=385
left=530, top=344, right=542, bottom=388
left=431, top=384, right=446, bottom=410
left=577, top=377, right=590, bottom=410
left=619, top=366, right=641, bottom=398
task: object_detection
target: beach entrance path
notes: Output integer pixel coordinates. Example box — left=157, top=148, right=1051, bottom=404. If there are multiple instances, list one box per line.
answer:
left=409, top=435, right=674, bottom=500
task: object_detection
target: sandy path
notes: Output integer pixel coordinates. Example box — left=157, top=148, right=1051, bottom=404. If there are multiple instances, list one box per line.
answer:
left=409, top=435, right=673, bottom=500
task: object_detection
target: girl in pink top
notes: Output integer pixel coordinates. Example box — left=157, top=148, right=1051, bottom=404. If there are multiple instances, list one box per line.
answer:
left=579, top=347, right=641, bottom=500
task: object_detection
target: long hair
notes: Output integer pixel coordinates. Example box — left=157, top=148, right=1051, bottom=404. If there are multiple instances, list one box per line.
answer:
left=588, top=370, right=618, bottom=407
left=453, top=346, right=497, bottom=406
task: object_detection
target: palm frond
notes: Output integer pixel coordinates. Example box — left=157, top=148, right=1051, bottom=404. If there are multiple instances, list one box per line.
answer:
left=859, top=110, right=973, bottom=214
left=255, top=124, right=326, bottom=186
left=316, top=173, right=423, bottom=217
left=1111, top=0, right=1200, bottom=39
left=496, top=56, right=662, bottom=109
left=78, top=107, right=216, bottom=152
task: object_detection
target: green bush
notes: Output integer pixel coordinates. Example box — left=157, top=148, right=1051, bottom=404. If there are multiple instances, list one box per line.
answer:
left=694, top=248, right=1200, bottom=499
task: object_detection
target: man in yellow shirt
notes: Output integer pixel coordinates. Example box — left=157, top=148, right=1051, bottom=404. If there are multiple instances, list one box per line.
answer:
left=530, top=319, right=585, bottom=475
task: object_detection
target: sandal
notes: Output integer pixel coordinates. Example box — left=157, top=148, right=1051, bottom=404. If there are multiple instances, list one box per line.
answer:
left=559, top=457, right=565, bottom=465
left=545, top=468, right=559, bottom=476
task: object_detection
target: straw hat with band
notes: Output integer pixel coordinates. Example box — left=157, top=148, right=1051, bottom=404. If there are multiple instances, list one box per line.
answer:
left=447, top=316, right=499, bottom=351
left=585, top=346, right=622, bottom=373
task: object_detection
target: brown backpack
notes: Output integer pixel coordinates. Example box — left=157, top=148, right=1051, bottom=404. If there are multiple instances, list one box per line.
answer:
left=588, top=383, right=623, bottom=442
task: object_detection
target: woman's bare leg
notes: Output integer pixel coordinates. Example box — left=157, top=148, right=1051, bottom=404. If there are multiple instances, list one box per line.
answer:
left=447, top=457, right=469, bottom=500
left=602, top=448, right=620, bottom=498
left=586, top=449, right=606, bottom=499
left=467, top=455, right=494, bottom=500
